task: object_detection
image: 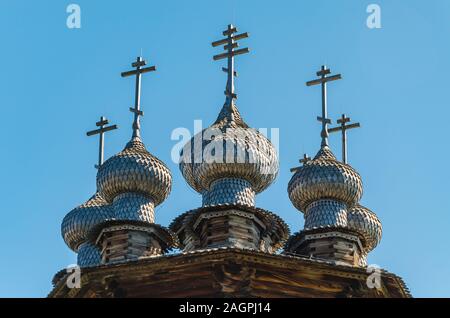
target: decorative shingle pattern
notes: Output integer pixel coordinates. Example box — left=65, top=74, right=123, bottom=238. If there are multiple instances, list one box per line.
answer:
left=358, top=253, right=368, bottom=267
left=288, top=146, right=363, bottom=212
left=304, top=199, right=347, bottom=229
left=180, top=102, right=278, bottom=194
left=61, top=192, right=114, bottom=252
left=202, top=178, right=255, bottom=207
left=97, top=136, right=172, bottom=206
left=77, top=242, right=102, bottom=268
left=112, top=192, right=155, bottom=223
left=347, top=204, right=382, bottom=252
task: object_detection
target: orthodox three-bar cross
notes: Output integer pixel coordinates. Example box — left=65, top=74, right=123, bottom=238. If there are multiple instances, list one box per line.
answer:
left=329, top=114, right=360, bottom=164
left=212, top=24, right=249, bottom=105
left=306, top=65, right=342, bottom=147
left=86, top=116, right=118, bottom=169
left=290, top=154, right=311, bottom=173
left=121, top=56, right=156, bottom=138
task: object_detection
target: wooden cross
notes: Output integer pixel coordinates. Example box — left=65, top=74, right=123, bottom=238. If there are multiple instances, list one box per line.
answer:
left=328, top=114, right=360, bottom=164
left=306, top=65, right=342, bottom=147
left=212, top=24, right=249, bottom=104
left=121, top=56, right=156, bottom=138
left=290, top=154, right=311, bottom=173
left=86, top=116, right=118, bottom=169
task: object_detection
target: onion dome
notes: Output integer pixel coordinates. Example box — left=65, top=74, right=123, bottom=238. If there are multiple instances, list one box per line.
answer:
left=179, top=25, right=278, bottom=204
left=61, top=192, right=113, bottom=252
left=288, top=146, right=363, bottom=212
left=347, top=204, right=382, bottom=252
left=96, top=136, right=172, bottom=206
left=179, top=102, right=278, bottom=195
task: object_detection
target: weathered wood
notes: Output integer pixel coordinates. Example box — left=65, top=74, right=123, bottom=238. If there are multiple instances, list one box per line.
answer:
left=293, top=234, right=362, bottom=266
left=99, top=229, right=164, bottom=264
left=49, top=248, right=410, bottom=298
left=196, top=213, right=265, bottom=250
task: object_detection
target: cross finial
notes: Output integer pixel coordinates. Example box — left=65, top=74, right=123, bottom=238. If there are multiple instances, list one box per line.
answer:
left=329, top=113, right=360, bottom=164
left=306, top=65, right=342, bottom=148
left=212, top=24, right=250, bottom=107
left=86, top=116, right=118, bottom=169
left=121, top=56, right=156, bottom=139
left=290, top=154, right=311, bottom=173
left=300, top=153, right=311, bottom=164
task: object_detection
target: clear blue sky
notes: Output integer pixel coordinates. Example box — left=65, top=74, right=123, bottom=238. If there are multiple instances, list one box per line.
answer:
left=0, top=0, right=448, bottom=297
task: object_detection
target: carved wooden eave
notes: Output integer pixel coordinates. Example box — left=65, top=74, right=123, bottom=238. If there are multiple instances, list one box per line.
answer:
left=48, top=248, right=411, bottom=298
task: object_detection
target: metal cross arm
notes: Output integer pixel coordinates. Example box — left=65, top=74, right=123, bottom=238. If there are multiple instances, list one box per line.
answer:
left=212, top=24, right=250, bottom=106
left=121, top=65, right=156, bottom=78
left=328, top=122, right=360, bottom=133
left=224, top=42, right=239, bottom=50
left=306, top=65, right=343, bottom=147
left=86, top=116, right=118, bottom=169
left=86, top=124, right=118, bottom=137
left=121, top=56, right=156, bottom=138
left=329, top=114, right=361, bottom=164
left=290, top=154, right=311, bottom=172
left=317, top=116, right=332, bottom=124
left=306, top=74, right=342, bottom=87
left=300, top=154, right=312, bottom=164
left=213, top=48, right=250, bottom=61
left=223, top=25, right=238, bottom=36
left=211, top=32, right=249, bottom=47
left=129, top=107, right=144, bottom=117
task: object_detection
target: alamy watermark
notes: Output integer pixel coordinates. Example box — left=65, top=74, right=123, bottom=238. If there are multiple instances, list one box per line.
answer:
left=366, top=4, right=382, bottom=29
left=171, top=120, right=280, bottom=173
left=66, top=4, right=81, bottom=29
left=366, top=264, right=382, bottom=289
left=66, top=264, right=81, bottom=289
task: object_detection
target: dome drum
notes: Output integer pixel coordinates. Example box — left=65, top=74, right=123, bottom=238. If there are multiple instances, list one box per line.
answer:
left=284, top=228, right=364, bottom=266
left=193, top=210, right=266, bottom=251
left=113, top=192, right=155, bottom=224
left=304, top=199, right=348, bottom=230
left=77, top=242, right=102, bottom=268
left=95, top=222, right=179, bottom=264
left=170, top=205, right=289, bottom=253
left=202, top=178, right=255, bottom=207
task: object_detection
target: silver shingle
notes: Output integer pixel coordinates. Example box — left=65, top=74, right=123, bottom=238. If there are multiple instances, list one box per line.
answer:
left=288, top=146, right=363, bottom=212
left=347, top=204, right=382, bottom=252
left=61, top=192, right=113, bottom=252
left=97, top=136, right=172, bottom=206
left=179, top=102, right=279, bottom=196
